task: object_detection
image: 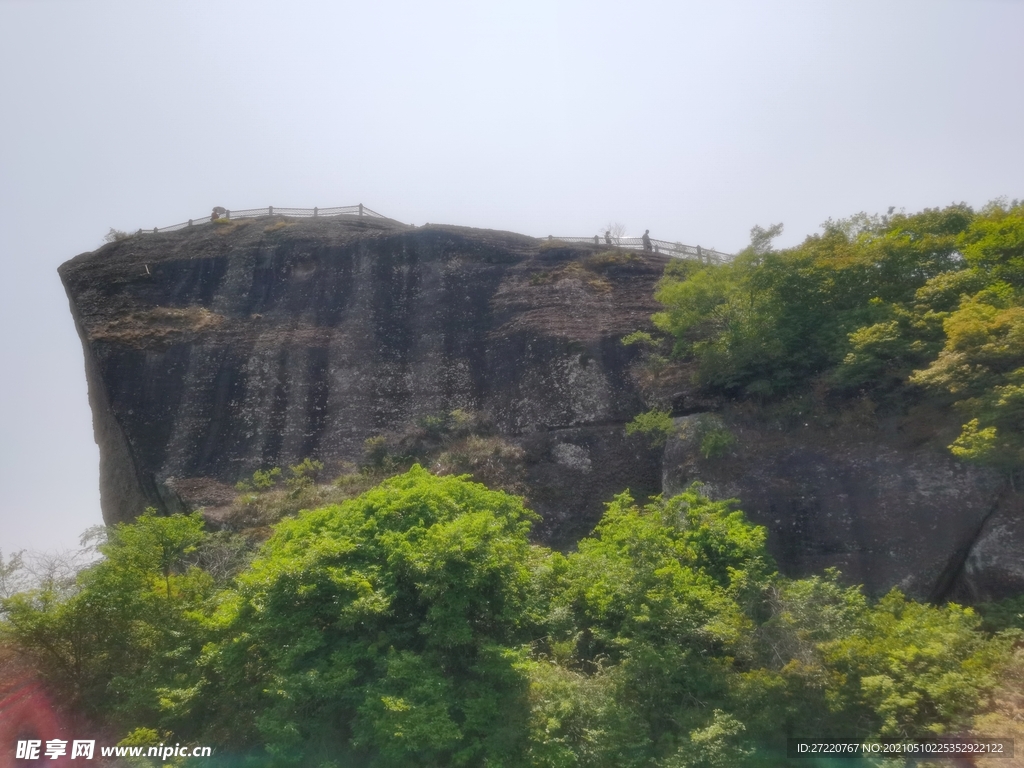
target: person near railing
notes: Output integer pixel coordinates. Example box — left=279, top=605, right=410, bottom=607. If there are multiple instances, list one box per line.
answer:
left=642, top=229, right=652, bottom=252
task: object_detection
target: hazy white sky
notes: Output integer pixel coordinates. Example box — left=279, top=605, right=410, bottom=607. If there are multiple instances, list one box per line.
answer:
left=1, top=0, right=1022, bottom=555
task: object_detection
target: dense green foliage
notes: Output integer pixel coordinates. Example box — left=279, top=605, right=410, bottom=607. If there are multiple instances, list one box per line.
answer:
left=2, top=469, right=1013, bottom=767
left=652, top=201, right=1024, bottom=474
left=2, top=512, right=212, bottom=725
left=198, top=467, right=538, bottom=766
left=9, top=203, right=1024, bottom=763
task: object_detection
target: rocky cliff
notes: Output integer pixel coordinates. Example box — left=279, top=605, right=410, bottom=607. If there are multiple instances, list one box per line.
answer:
left=59, top=215, right=662, bottom=548
left=60, top=214, right=1024, bottom=600
left=662, top=412, right=1024, bottom=602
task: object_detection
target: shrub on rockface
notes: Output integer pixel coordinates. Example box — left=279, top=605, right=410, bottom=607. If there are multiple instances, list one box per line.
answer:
left=625, top=408, right=675, bottom=447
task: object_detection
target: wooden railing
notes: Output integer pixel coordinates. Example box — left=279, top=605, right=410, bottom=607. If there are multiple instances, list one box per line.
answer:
left=550, top=235, right=731, bottom=263
left=139, top=203, right=386, bottom=234
left=134, top=206, right=731, bottom=262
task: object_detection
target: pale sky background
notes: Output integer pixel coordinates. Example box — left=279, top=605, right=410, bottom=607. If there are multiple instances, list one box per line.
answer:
left=1, top=0, right=1022, bottom=557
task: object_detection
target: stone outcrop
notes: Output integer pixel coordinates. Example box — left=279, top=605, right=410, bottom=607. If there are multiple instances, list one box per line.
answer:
left=60, top=214, right=1024, bottom=599
left=663, top=413, right=1024, bottom=601
left=59, top=216, right=661, bottom=549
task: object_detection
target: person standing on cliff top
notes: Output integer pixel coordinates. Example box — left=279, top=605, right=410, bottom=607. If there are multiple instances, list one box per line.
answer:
left=642, top=229, right=652, bottom=252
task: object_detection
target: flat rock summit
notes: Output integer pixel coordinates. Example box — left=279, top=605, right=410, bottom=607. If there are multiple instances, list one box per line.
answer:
left=60, top=213, right=1024, bottom=601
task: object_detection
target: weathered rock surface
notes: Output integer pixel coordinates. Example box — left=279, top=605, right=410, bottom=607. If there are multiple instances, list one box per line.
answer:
left=60, top=214, right=1024, bottom=599
left=962, top=495, right=1024, bottom=601
left=663, top=414, right=1024, bottom=601
left=59, top=216, right=661, bottom=548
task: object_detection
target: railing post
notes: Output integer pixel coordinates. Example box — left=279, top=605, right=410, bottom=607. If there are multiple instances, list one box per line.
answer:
left=359, top=203, right=363, bottom=217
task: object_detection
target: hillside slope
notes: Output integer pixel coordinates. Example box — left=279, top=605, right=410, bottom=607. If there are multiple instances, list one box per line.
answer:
left=60, top=213, right=1023, bottom=598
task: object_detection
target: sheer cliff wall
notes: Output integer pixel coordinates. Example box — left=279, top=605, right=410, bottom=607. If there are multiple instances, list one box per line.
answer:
left=59, top=216, right=662, bottom=548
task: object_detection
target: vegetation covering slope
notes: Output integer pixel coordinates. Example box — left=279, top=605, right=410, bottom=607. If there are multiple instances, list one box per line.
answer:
left=2, top=468, right=1018, bottom=767
left=651, top=200, right=1024, bottom=479
left=7, top=202, right=1024, bottom=766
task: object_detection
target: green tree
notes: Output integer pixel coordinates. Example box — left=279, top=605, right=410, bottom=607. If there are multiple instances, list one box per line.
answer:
left=2, top=472, right=1012, bottom=766
left=194, top=466, right=539, bottom=766
left=734, top=572, right=1007, bottom=747
left=820, top=590, right=1004, bottom=739
left=960, top=200, right=1024, bottom=286
left=903, top=202, right=1024, bottom=474
left=654, top=206, right=974, bottom=398
left=1, top=511, right=210, bottom=729
left=539, top=487, right=774, bottom=764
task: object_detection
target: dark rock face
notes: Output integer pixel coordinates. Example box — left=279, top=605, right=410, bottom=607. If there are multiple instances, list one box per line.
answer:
left=663, top=414, right=1024, bottom=601
left=962, top=495, right=1024, bottom=600
left=59, top=216, right=662, bottom=548
left=60, top=214, right=1024, bottom=598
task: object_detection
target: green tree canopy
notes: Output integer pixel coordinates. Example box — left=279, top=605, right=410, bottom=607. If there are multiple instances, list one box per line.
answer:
left=1, top=511, right=210, bottom=725
left=2, top=471, right=1012, bottom=767
left=653, top=204, right=974, bottom=398
left=196, top=466, right=540, bottom=766
left=653, top=201, right=1024, bottom=477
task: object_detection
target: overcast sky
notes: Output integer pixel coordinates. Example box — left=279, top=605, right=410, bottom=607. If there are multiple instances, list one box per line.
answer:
left=1, top=0, right=1022, bottom=556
